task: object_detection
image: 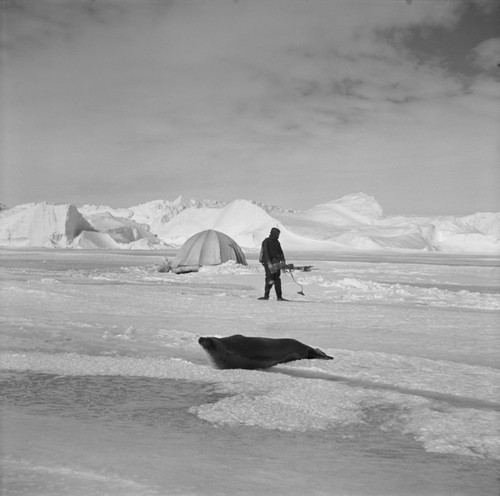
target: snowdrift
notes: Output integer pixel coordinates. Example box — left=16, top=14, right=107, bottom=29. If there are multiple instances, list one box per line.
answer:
left=0, top=194, right=499, bottom=254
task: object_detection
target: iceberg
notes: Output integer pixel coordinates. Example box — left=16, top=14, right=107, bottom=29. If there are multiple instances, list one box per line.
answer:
left=71, top=231, right=121, bottom=249
left=0, top=202, right=94, bottom=248
left=0, top=193, right=498, bottom=254
left=83, top=211, right=167, bottom=248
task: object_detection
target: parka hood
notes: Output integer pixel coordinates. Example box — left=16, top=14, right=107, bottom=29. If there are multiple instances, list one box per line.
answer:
left=270, top=227, right=281, bottom=240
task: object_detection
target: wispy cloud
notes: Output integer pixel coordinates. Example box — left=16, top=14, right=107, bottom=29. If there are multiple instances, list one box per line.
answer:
left=469, top=37, right=500, bottom=72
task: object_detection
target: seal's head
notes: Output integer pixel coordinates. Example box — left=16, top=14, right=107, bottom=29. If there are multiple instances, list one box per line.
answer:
left=198, top=336, right=215, bottom=351
left=270, top=227, right=280, bottom=239
left=198, top=336, right=228, bottom=369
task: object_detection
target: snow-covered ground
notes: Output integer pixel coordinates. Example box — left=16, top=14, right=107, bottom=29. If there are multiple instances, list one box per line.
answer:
left=1, top=248, right=499, bottom=495
left=1, top=193, right=499, bottom=254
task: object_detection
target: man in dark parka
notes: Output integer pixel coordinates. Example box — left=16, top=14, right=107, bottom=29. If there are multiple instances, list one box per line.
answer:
left=259, top=227, right=287, bottom=300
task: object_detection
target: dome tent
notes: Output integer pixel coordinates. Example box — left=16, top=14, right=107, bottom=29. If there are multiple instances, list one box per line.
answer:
left=171, top=230, right=247, bottom=273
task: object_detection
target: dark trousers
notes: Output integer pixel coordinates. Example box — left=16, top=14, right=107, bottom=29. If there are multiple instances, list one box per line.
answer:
left=264, top=265, right=282, bottom=298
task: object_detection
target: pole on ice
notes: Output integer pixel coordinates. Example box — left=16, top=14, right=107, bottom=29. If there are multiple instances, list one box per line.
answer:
left=279, top=263, right=310, bottom=296
left=289, top=270, right=305, bottom=296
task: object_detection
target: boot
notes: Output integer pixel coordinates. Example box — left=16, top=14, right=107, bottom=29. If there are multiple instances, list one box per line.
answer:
left=275, top=278, right=283, bottom=300
left=259, top=282, right=272, bottom=300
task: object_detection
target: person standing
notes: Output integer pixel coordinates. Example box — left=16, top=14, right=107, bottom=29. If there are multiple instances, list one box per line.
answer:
left=259, top=227, right=287, bottom=301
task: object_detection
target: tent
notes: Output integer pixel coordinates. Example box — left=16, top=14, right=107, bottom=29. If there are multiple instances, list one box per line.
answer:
left=171, top=230, right=247, bottom=273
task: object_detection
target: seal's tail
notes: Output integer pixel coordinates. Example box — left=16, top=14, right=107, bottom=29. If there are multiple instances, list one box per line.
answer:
left=311, top=348, right=333, bottom=360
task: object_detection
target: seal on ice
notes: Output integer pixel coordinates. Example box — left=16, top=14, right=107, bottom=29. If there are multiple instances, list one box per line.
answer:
left=198, top=334, right=333, bottom=370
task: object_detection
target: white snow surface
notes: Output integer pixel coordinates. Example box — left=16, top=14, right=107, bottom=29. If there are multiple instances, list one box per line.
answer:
left=1, top=193, right=499, bottom=254
left=1, top=249, right=499, bottom=495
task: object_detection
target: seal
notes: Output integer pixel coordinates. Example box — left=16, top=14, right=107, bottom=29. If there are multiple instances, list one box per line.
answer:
left=198, top=334, right=333, bottom=370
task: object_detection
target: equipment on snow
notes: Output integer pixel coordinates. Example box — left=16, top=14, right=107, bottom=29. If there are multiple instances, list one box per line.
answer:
left=277, top=262, right=313, bottom=296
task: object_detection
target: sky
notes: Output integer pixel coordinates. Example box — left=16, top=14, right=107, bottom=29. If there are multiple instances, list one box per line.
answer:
left=1, top=0, right=499, bottom=215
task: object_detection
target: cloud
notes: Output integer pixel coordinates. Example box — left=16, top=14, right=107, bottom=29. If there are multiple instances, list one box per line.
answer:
left=1, top=0, right=499, bottom=213
left=469, top=37, right=500, bottom=72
